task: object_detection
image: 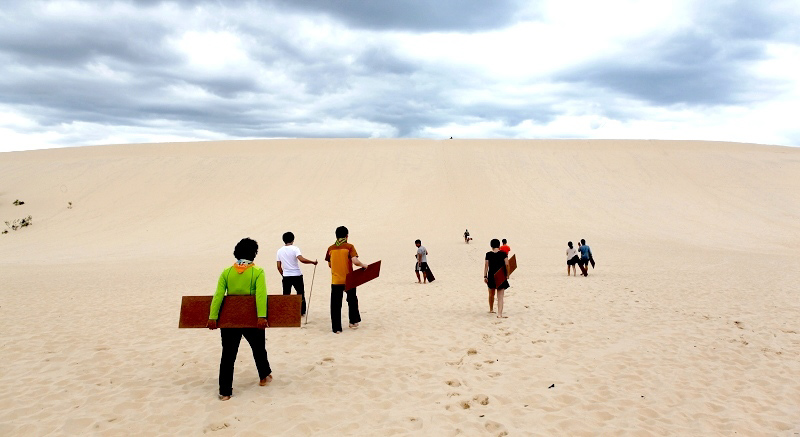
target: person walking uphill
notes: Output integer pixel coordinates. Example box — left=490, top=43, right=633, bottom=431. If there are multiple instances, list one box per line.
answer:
left=415, top=239, right=430, bottom=284
left=325, top=226, right=369, bottom=334
left=276, top=232, right=318, bottom=316
left=207, top=238, right=272, bottom=401
left=484, top=238, right=511, bottom=318
left=578, top=238, right=593, bottom=277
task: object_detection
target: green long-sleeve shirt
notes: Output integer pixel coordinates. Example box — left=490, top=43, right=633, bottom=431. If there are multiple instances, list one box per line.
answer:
left=209, top=264, right=267, bottom=320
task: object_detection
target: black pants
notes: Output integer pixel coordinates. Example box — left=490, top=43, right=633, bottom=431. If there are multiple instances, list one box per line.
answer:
left=330, top=284, right=360, bottom=333
left=282, top=275, right=306, bottom=315
left=219, top=328, right=271, bottom=396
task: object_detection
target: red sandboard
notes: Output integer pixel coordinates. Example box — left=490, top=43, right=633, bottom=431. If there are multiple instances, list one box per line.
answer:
left=344, top=260, right=382, bottom=290
left=493, top=254, right=517, bottom=287
left=178, top=295, right=301, bottom=328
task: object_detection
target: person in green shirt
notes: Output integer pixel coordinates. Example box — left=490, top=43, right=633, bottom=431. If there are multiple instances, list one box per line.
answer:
left=207, top=238, right=272, bottom=400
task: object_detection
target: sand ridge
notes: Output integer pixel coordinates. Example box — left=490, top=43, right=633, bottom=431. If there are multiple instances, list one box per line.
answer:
left=1, top=139, right=800, bottom=435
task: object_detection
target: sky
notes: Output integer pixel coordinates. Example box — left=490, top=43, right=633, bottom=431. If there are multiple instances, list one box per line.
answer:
left=1, top=0, right=799, bottom=152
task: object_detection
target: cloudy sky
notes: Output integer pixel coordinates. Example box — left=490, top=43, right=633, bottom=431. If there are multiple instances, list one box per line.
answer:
left=1, top=0, right=799, bottom=152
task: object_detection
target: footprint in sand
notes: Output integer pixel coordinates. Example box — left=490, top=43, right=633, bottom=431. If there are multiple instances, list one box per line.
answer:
left=445, top=380, right=462, bottom=387
left=531, top=339, right=546, bottom=344
left=484, top=420, right=508, bottom=436
left=487, top=372, right=501, bottom=378
left=205, top=422, right=230, bottom=432
left=473, top=394, right=490, bottom=405
left=467, top=348, right=478, bottom=355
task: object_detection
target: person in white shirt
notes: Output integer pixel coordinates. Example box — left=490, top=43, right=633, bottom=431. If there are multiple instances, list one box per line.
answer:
left=566, top=241, right=579, bottom=276
left=276, top=232, right=318, bottom=315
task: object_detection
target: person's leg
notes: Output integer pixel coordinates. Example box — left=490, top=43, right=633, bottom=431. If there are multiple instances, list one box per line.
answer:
left=242, top=328, right=272, bottom=383
left=330, top=285, right=344, bottom=333
left=219, top=328, right=243, bottom=398
left=282, top=276, right=291, bottom=295
left=488, top=289, right=496, bottom=313
left=496, top=289, right=506, bottom=318
left=415, top=269, right=421, bottom=283
left=422, top=263, right=428, bottom=284
left=293, top=276, right=306, bottom=315
left=346, top=288, right=361, bottom=327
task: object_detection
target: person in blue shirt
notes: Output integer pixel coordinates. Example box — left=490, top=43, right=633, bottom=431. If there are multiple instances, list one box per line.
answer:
left=578, top=239, right=593, bottom=276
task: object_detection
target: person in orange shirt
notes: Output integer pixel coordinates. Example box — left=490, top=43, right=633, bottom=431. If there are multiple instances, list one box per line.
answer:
left=325, top=226, right=369, bottom=334
left=499, top=239, right=511, bottom=254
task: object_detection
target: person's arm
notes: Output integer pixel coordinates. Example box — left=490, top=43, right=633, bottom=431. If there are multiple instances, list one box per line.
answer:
left=505, top=257, right=511, bottom=277
left=208, top=271, right=227, bottom=329
left=276, top=261, right=283, bottom=275
left=352, top=256, right=368, bottom=269
left=298, top=255, right=318, bottom=265
left=416, top=251, right=422, bottom=266
left=483, top=260, right=489, bottom=284
left=255, top=270, right=268, bottom=328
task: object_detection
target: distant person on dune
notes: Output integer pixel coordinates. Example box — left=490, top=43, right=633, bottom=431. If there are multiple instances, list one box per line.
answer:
left=414, top=239, right=430, bottom=284
left=484, top=238, right=511, bottom=318
left=566, top=241, right=579, bottom=276
left=464, top=229, right=471, bottom=243
left=578, top=239, right=593, bottom=277
left=326, top=226, right=369, bottom=334
left=500, top=239, right=511, bottom=254
left=207, top=238, right=272, bottom=401
left=276, top=232, right=318, bottom=316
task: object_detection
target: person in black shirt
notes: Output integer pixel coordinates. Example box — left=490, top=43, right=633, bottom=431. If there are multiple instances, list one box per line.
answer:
left=484, top=238, right=511, bottom=318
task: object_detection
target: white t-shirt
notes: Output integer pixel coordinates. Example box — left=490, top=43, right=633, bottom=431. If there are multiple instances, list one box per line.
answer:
left=277, top=245, right=303, bottom=276
left=566, top=247, right=578, bottom=259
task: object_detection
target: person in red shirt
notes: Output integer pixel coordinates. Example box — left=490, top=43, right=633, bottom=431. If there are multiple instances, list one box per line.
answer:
left=499, top=239, right=511, bottom=254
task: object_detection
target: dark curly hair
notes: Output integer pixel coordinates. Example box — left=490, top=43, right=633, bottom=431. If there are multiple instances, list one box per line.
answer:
left=233, top=238, right=258, bottom=261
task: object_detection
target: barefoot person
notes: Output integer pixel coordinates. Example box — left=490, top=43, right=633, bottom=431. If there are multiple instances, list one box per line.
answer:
left=566, top=241, right=579, bottom=276
left=207, top=238, right=272, bottom=401
left=325, top=226, right=369, bottom=334
left=414, top=239, right=430, bottom=284
left=484, top=238, right=511, bottom=318
left=276, top=231, right=318, bottom=316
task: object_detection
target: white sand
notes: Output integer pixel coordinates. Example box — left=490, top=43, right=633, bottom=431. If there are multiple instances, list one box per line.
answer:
left=1, top=139, right=799, bottom=435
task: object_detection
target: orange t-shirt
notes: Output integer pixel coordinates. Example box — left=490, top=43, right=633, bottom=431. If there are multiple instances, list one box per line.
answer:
left=499, top=245, right=511, bottom=254
left=325, top=242, right=358, bottom=285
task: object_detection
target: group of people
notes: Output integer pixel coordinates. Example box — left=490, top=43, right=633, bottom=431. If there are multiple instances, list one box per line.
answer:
left=206, top=225, right=368, bottom=400
left=205, top=227, right=593, bottom=400
left=566, top=239, right=594, bottom=276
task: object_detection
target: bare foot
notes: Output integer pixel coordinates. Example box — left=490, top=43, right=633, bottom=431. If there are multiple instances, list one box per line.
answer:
left=259, top=375, right=273, bottom=386
left=489, top=310, right=496, bottom=313
left=497, top=315, right=508, bottom=319
left=349, top=323, right=359, bottom=329
left=334, top=331, right=342, bottom=334
left=219, top=395, right=231, bottom=401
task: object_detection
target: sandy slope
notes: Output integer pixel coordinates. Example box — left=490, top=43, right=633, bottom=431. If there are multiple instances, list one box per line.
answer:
left=1, top=139, right=799, bottom=436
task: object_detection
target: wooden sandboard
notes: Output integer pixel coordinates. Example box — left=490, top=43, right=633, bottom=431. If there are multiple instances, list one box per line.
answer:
left=493, top=254, right=517, bottom=287
left=344, top=260, right=382, bottom=290
left=178, top=295, right=301, bottom=328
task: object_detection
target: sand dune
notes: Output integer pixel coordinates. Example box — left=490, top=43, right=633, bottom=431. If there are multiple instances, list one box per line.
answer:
left=1, top=139, right=799, bottom=435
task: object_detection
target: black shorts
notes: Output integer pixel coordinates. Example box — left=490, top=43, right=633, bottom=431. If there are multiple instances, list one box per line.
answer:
left=567, top=255, right=580, bottom=266
left=415, top=262, right=429, bottom=272
left=579, top=258, right=589, bottom=267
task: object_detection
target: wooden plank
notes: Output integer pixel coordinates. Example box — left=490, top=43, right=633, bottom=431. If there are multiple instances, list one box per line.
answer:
left=344, top=260, right=381, bottom=290
left=492, top=254, right=517, bottom=288
left=178, top=295, right=301, bottom=328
